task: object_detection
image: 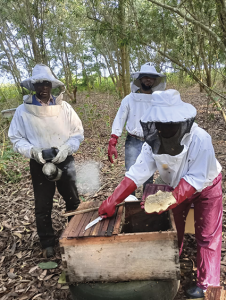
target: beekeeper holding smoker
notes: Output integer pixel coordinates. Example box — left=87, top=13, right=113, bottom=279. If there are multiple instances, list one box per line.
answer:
left=99, top=89, right=222, bottom=299
left=8, top=64, right=84, bottom=258
left=108, top=62, right=166, bottom=197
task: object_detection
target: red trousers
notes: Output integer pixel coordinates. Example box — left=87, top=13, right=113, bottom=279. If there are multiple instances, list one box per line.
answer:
left=173, top=173, right=222, bottom=290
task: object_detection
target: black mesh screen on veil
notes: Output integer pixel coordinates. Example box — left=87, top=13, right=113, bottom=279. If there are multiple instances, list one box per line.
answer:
left=140, top=118, right=195, bottom=154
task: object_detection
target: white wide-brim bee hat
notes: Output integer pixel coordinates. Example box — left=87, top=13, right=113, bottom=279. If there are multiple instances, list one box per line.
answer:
left=131, top=62, right=166, bottom=92
left=20, top=64, right=64, bottom=91
left=140, top=89, right=197, bottom=152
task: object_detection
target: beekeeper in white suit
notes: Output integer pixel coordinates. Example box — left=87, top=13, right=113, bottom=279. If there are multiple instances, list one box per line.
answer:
left=8, top=64, right=84, bottom=258
left=108, top=62, right=166, bottom=197
left=99, top=89, right=222, bottom=299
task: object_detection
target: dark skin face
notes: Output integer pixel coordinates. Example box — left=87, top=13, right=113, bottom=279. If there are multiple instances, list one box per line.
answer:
left=140, top=76, right=156, bottom=94
left=155, top=123, right=180, bottom=138
left=33, top=81, right=52, bottom=103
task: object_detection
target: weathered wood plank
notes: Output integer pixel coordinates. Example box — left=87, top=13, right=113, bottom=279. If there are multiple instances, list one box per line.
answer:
left=99, top=217, right=110, bottom=237
left=62, top=237, right=180, bottom=283
left=60, top=231, right=178, bottom=246
left=107, top=208, right=118, bottom=236
left=78, top=211, right=95, bottom=237
left=169, top=210, right=177, bottom=231
left=68, top=213, right=89, bottom=238
left=205, top=286, right=225, bottom=300
left=91, top=215, right=103, bottom=236
left=83, top=211, right=99, bottom=237
left=112, top=205, right=124, bottom=235
left=60, top=213, right=83, bottom=239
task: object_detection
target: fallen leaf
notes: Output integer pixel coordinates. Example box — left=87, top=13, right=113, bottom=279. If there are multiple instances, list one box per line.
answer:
left=13, top=232, right=22, bottom=239
left=10, top=242, right=17, bottom=256
left=38, top=269, right=47, bottom=280
left=2, top=220, right=12, bottom=229
left=7, top=272, right=17, bottom=279
left=16, top=251, right=22, bottom=258
left=32, top=294, right=43, bottom=300
left=60, top=285, right=69, bottom=289
left=38, top=261, right=58, bottom=269
left=43, top=274, right=54, bottom=281
left=58, top=271, right=66, bottom=284
left=29, top=266, right=39, bottom=273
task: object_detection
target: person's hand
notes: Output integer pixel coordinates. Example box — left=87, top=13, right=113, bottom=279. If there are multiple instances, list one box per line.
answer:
left=98, top=177, right=137, bottom=218
left=31, top=147, right=46, bottom=164
left=52, top=144, right=71, bottom=164
left=108, top=134, right=118, bottom=163
left=98, top=197, right=116, bottom=218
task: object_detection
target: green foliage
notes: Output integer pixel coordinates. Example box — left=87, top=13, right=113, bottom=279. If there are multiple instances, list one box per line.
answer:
left=0, top=84, right=21, bottom=103
left=166, top=72, right=196, bottom=88
left=0, top=140, right=23, bottom=183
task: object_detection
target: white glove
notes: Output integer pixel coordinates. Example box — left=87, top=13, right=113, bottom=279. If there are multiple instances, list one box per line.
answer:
left=31, top=147, right=46, bottom=164
left=51, top=144, right=72, bottom=164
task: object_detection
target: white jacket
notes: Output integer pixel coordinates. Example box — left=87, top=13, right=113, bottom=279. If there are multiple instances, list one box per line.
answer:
left=125, top=124, right=221, bottom=192
left=111, top=92, right=154, bottom=138
left=8, top=94, right=84, bottom=158
left=112, top=77, right=166, bottom=138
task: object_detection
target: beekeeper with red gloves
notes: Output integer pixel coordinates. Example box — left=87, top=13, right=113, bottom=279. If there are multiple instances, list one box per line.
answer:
left=8, top=64, right=84, bottom=258
left=99, top=89, right=222, bottom=299
left=108, top=62, right=166, bottom=196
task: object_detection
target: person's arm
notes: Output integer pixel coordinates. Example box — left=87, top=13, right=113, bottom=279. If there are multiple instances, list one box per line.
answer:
left=111, top=96, right=130, bottom=137
left=108, top=97, right=130, bottom=163
left=125, top=143, right=157, bottom=187
left=8, top=107, right=34, bottom=158
left=52, top=103, right=84, bottom=164
left=182, top=130, right=220, bottom=191
left=99, top=143, right=157, bottom=217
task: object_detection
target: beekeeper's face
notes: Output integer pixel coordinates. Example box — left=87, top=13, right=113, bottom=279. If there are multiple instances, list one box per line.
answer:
left=34, top=81, right=52, bottom=100
left=140, top=76, right=156, bottom=88
left=155, top=123, right=180, bottom=138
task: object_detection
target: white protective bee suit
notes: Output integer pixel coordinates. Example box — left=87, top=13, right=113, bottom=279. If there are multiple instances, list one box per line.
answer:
left=108, top=62, right=166, bottom=196
left=8, top=64, right=84, bottom=250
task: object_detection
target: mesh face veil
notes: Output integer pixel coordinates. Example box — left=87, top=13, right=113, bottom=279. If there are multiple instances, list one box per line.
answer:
left=139, top=89, right=197, bottom=155
left=140, top=118, right=195, bottom=155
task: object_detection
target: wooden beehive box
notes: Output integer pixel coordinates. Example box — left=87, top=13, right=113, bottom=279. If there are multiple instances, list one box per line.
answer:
left=60, top=199, right=180, bottom=284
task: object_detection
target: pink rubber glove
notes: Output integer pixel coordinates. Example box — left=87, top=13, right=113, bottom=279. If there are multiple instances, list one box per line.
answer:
left=108, top=134, right=118, bottom=163
left=98, top=177, right=137, bottom=218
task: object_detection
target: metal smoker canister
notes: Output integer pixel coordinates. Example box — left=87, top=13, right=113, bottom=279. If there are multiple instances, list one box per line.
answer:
left=42, top=148, right=62, bottom=181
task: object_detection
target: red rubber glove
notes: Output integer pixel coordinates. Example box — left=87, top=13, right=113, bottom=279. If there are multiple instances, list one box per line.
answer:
left=98, top=177, right=137, bottom=218
left=108, top=134, right=118, bottom=163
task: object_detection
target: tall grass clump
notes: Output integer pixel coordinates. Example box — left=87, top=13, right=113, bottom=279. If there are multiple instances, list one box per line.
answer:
left=0, top=84, right=22, bottom=112
left=166, top=71, right=196, bottom=88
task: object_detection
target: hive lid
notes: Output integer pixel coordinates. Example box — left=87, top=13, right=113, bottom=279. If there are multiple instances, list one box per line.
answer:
left=60, top=200, right=124, bottom=239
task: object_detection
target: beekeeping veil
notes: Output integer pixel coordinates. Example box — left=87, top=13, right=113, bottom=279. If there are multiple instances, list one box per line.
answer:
left=20, top=64, right=64, bottom=91
left=140, top=89, right=197, bottom=155
left=130, top=62, right=166, bottom=93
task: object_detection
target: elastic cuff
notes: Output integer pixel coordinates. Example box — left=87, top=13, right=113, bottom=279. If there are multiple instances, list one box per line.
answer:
left=111, top=134, right=118, bottom=139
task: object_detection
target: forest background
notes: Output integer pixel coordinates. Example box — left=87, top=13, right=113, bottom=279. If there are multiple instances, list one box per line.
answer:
left=1, top=0, right=226, bottom=299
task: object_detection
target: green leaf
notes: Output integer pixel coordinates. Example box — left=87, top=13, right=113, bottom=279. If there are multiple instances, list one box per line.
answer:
left=38, top=262, right=58, bottom=269
left=58, top=271, right=67, bottom=284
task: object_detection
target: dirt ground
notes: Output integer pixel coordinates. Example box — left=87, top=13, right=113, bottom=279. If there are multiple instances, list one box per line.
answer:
left=0, top=85, right=226, bottom=299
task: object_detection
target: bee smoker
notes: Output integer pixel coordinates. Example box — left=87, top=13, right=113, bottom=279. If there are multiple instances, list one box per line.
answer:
left=42, top=148, right=62, bottom=181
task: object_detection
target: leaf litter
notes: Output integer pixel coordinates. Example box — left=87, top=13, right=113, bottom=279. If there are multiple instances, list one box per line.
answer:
left=0, top=88, right=225, bottom=299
